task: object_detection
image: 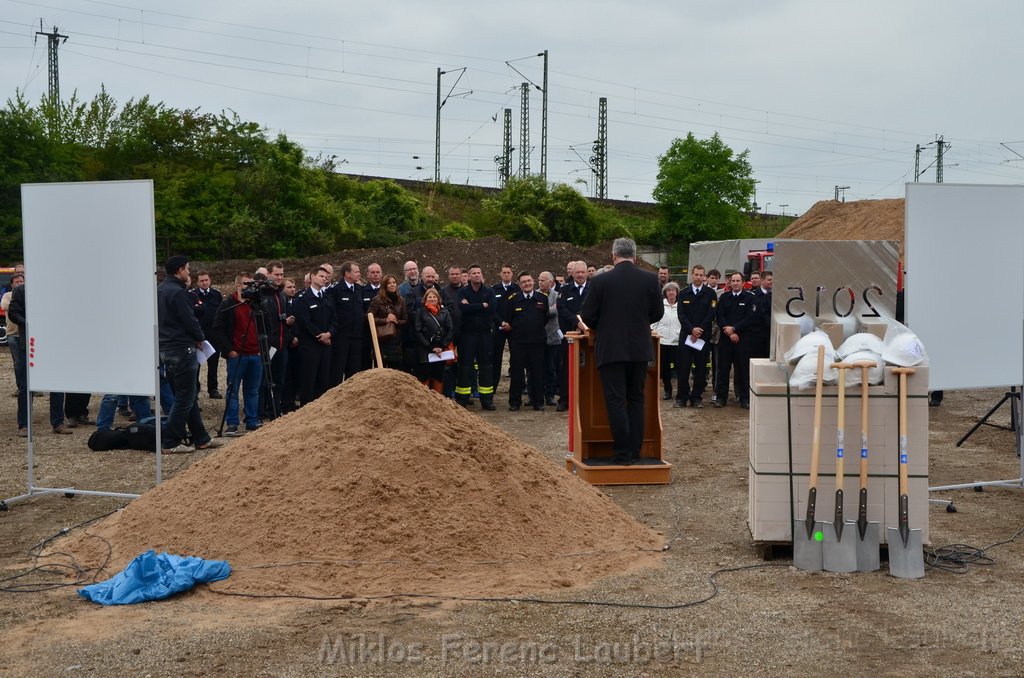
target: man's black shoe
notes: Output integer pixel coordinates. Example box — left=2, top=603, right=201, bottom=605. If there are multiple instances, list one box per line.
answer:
left=509, top=404, right=521, bottom=412
left=544, top=397, right=556, bottom=406
left=691, top=400, right=704, bottom=409
left=556, top=402, right=568, bottom=412
left=673, top=400, right=687, bottom=408
left=740, top=402, right=750, bottom=410
left=481, top=402, right=496, bottom=411
left=662, top=392, right=673, bottom=400
left=532, top=404, right=545, bottom=412
left=713, top=401, right=725, bottom=408
left=209, top=391, right=223, bottom=400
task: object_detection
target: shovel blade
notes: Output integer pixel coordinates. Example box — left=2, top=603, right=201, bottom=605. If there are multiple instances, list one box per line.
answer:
left=822, top=521, right=859, bottom=573
left=886, top=527, right=925, bottom=579
left=856, top=521, right=880, bottom=572
left=793, top=519, right=824, bottom=571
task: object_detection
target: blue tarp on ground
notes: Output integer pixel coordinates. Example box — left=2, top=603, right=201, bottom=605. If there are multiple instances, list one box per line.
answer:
left=78, top=549, right=231, bottom=605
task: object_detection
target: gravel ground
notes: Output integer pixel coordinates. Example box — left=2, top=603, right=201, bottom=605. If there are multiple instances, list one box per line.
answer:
left=1, top=347, right=1024, bottom=676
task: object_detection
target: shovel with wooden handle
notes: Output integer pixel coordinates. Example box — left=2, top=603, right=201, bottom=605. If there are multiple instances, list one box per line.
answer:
left=367, top=312, right=384, bottom=369
left=793, top=344, right=827, bottom=572
left=888, top=367, right=925, bottom=579
left=823, top=362, right=858, bottom=573
left=853, top=359, right=880, bottom=572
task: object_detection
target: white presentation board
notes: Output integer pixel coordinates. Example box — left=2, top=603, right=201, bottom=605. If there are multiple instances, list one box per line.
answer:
left=21, top=180, right=157, bottom=395
left=905, top=183, right=1024, bottom=390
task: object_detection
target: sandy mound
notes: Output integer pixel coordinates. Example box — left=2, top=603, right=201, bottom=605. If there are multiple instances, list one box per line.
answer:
left=778, top=199, right=905, bottom=257
left=54, top=370, right=663, bottom=598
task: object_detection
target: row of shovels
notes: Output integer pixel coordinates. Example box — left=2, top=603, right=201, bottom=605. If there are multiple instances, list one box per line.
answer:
left=793, top=345, right=925, bottom=579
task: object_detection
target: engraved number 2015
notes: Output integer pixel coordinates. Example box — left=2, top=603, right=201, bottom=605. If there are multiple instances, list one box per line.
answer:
left=784, top=285, right=883, bottom=319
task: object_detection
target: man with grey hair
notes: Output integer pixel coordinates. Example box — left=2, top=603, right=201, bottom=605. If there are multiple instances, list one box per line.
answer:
left=538, top=271, right=561, bottom=406
left=556, top=260, right=589, bottom=411
left=578, top=238, right=663, bottom=465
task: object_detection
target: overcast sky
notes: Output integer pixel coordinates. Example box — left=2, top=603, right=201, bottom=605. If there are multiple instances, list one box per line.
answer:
left=3, top=0, right=1023, bottom=216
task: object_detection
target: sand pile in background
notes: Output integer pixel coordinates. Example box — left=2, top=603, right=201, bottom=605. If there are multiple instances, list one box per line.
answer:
left=54, top=369, right=663, bottom=598
left=778, top=198, right=905, bottom=257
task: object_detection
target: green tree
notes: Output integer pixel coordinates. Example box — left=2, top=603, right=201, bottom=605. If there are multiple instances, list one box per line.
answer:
left=652, top=132, right=755, bottom=244
left=480, top=176, right=601, bottom=245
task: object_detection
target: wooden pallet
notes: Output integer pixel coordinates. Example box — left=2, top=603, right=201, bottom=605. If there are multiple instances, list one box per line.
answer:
left=565, top=456, right=672, bottom=486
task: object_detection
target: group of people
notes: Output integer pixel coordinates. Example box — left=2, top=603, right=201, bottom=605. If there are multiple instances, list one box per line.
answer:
left=153, top=254, right=582, bottom=453
left=653, top=265, right=773, bottom=411
left=4, top=243, right=771, bottom=459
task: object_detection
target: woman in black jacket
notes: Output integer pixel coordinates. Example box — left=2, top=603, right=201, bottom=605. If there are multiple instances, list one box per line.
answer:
left=368, top=275, right=408, bottom=370
left=412, top=287, right=454, bottom=392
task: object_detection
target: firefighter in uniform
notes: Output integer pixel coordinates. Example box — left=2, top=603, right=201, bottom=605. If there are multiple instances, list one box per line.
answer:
left=715, top=271, right=757, bottom=409
left=676, top=264, right=718, bottom=408
left=455, top=264, right=497, bottom=410
left=501, top=271, right=548, bottom=411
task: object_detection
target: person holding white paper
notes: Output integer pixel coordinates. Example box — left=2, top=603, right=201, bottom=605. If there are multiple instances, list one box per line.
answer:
left=412, top=287, right=454, bottom=393
left=676, top=265, right=717, bottom=409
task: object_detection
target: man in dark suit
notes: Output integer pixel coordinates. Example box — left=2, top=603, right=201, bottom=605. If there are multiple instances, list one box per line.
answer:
left=676, top=264, right=717, bottom=408
left=491, top=264, right=520, bottom=387
left=555, top=260, right=589, bottom=411
left=747, top=271, right=771, bottom=360
left=294, top=266, right=335, bottom=406
left=329, top=260, right=365, bottom=387
left=501, top=271, right=548, bottom=411
left=190, top=270, right=223, bottom=398
left=715, top=271, right=757, bottom=409
left=579, top=239, right=663, bottom=465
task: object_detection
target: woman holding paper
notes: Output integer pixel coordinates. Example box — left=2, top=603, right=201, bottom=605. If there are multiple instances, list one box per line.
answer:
left=412, top=287, right=454, bottom=392
left=651, top=282, right=681, bottom=401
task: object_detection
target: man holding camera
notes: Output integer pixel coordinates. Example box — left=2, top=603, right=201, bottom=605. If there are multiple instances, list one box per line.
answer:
left=258, top=262, right=293, bottom=420
left=212, top=273, right=264, bottom=436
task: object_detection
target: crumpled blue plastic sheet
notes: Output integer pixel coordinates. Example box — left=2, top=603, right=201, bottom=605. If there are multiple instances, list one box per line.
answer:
left=78, top=549, right=231, bottom=605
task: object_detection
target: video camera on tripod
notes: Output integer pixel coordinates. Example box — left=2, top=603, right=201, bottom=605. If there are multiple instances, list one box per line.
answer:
left=240, top=278, right=279, bottom=302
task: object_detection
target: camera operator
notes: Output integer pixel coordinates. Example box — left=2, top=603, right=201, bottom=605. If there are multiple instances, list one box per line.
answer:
left=212, top=273, right=264, bottom=436
left=257, top=262, right=294, bottom=420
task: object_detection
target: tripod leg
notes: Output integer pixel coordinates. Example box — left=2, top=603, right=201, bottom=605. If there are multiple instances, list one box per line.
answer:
left=956, top=393, right=1011, bottom=447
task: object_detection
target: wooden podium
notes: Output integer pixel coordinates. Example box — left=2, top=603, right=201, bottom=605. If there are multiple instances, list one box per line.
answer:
left=564, top=331, right=672, bottom=485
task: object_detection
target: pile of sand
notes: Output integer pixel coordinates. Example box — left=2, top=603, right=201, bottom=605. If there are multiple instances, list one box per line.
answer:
left=778, top=199, right=905, bottom=257
left=54, top=370, right=663, bottom=598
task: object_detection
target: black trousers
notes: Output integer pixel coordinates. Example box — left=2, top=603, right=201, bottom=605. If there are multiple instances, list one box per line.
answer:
left=204, top=351, right=220, bottom=393
left=329, top=335, right=363, bottom=386
left=598, top=361, right=648, bottom=461
left=678, top=342, right=711, bottom=404
left=557, top=340, right=570, bottom=406
left=298, top=341, right=331, bottom=406
left=544, top=343, right=559, bottom=399
left=259, top=348, right=288, bottom=419
left=659, top=344, right=677, bottom=396
left=492, top=330, right=510, bottom=386
left=509, top=341, right=544, bottom=407
left=716, top=337, right=749, bottom=405
left=456, top=331, right=494, bottom=403
left=281, top=345, right=301, bottom=413
left=64, top=392, right=91, bottom=418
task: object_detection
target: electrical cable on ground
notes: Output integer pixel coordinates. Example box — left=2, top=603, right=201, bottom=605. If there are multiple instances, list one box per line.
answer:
left=924, top=523, right=1024, bottom=574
